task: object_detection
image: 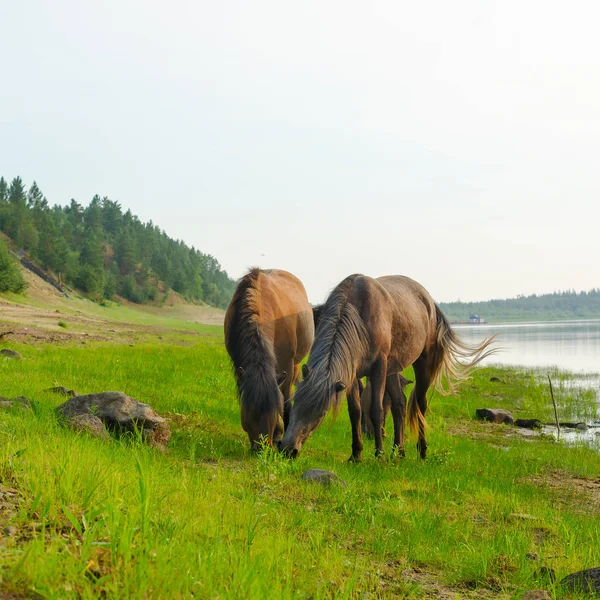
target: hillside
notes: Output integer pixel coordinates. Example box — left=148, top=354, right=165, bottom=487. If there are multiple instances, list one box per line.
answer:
left=0, top=176, right=236, bottom=309
left=440, top=288, right=600, bottom=323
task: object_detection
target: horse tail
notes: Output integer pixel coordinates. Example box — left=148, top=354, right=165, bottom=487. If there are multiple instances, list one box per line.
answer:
left=430, top=304, right=497, bottom=396
left=407, top=386, right=426, bottom=437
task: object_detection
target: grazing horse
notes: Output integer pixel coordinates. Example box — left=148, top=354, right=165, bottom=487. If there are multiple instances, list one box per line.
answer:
left=280, top=274, right=495, bottom=461
left=224, top=268, right=314, bottom=451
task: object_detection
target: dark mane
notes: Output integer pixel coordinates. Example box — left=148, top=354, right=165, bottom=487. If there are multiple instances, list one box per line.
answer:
left=297, top=274, right=369, bottom=416
left=225, top=268, right=280, bottom=416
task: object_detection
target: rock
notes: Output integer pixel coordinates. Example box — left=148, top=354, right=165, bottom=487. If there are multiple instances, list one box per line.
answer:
left=0, top=349, right=22, bottom=360
left=301, top=469, right=347, bottom=487
left=559, top=422, right=589, bottom=431
left=560, top=567, right=600, bottom=593
left=522, top=591, right=552, bottom=600
left=489, top=377, right=502, bottom=383
left=57, top=392, right=171, bottom=449
left=475, top=408, right=514, bottom=425
left=3, top=526, right=17, bottom=537
left=515, top=419, right=543, bottom=429
left=46, top=386, right=78, bottom=398
left=69, top=414, right=110, bottom=439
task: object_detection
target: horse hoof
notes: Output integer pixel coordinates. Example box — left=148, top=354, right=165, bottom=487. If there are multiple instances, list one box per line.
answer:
left=348, top=454, right=362, bottom=463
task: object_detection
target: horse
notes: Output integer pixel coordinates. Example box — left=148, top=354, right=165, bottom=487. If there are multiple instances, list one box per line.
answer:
left=280, top=274, right=495, bottom=461
left=224, top=268, right=314, bottom=451
left=313, top=302, right=412, bottom=446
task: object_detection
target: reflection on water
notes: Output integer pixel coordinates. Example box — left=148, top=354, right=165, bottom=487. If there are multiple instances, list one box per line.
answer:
left=454, top=319, right=600, bottom=373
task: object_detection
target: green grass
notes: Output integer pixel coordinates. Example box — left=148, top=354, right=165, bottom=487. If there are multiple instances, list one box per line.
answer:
left=0, top=336, right=599, bottom=598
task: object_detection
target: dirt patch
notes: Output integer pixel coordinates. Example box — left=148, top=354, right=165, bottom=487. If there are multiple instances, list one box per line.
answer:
left=375, top=561, right=513, bottom=599
left=526, top=470, right=600, bottom=514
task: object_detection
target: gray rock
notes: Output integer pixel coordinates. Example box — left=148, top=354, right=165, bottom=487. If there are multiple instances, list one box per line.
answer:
left=57, top=392, right=170, bottom=449
left=515, top=419, right=543, bottom=429
left=0, top=349, right=22, bottom=360
left=560, top=567, right=600, bottom=593
left=3, top=526, right=17, bottom=537
left=301, top=469, right=346, bottom=487
left=475, top=408, right=514, bottom=425
left=46, top=386, right=78, bottom=397
left=69, top=414, right=110, bottom=439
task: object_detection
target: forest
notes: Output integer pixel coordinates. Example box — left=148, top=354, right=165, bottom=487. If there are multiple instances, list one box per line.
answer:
left=0, top=176, right=236, bottom=308
left=440, top=288, right=600, bottom=322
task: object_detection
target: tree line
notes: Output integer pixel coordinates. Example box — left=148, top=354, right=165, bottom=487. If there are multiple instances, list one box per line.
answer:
left=0, top=176, right=236, bottom=308
left=440, top=289, right=600, bottom=322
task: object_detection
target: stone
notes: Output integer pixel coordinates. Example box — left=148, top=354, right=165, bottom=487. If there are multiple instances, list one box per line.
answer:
left=475, top=408, right=514, bottom=425
left=0, top=349, right=22, bottom=360
left=301, top=469, right=347, bottom=487
left=57, top=392, right=171, bottom=449
left=515, top=419, right=543, bottom=429
left=46, top=386, right=78, bottom=398
left=69, top=414, right=110, bottom=439
left=522, top=591, right=552, bottom=600
left=560, top=567, right=600, bottom=593
left=3, top=526, right=17, bottom=538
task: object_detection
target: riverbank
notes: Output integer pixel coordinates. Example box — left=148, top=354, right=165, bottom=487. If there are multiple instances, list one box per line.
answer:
left=0, top=321, right=599, bottom=598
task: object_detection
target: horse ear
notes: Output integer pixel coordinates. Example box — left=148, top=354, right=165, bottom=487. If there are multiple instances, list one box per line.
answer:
left=276, top=371, right=287, bottom=387
left=335, top=381, right=346, bottom=393
left=237, top=366, right=245, bottom=379
left=302, top=364, right=311, bottom=379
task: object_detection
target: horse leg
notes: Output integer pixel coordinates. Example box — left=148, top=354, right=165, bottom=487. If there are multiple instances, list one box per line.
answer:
left=360, top=380, right=375, bottom=437
left=346, top=378, right=363, bottom=463
left=412, top=358, right=432, bottom=459
left=369, top=356, right=388, bottom=458
left=282, top=362, right=301, bottom=431
left=386, top=374, right=406, bottom=458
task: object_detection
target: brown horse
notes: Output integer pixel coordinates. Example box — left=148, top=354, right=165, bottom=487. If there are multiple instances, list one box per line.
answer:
left=280, top=274, right=495, bottom=461
left=224, top=268, right=314, bottom=451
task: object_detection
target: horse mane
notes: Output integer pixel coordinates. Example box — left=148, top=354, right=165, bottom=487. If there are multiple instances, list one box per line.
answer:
left=225, top=268, right=280, bottom=416
left=296, top=274, right=370, bottom=417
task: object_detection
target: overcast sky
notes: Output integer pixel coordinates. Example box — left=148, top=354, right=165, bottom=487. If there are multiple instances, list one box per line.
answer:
left=1, top=0, right=598, bottom=304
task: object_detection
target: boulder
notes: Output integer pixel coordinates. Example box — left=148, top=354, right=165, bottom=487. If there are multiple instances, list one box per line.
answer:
left=515, top=419, right=543, bottom=429
left=0, top=349, right=22, bottom=360
left=301, top=469, right=346, bottom=487
left=68, top=414, right=110, bottom=439
left=475, top=408, right=514, bottom=425
left=57, top=392, right=170, bottom=449
left=560, top=567, right=600, bottom=593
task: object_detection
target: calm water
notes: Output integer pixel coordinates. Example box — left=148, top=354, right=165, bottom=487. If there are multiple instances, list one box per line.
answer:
left=454, top=319, right=600, bottom=373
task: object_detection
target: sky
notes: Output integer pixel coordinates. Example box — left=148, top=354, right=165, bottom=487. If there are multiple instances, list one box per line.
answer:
left=1, top=0, right=599, bottom=305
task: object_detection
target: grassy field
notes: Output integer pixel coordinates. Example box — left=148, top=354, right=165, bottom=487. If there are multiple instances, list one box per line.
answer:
left=0, top=314, right=600, bottom=598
